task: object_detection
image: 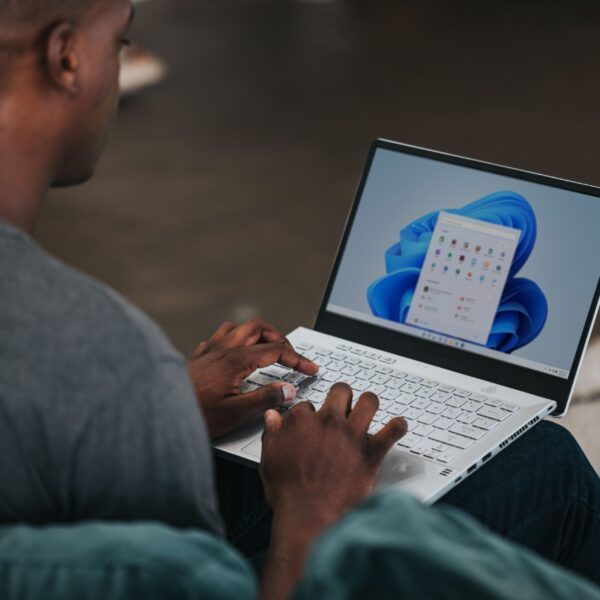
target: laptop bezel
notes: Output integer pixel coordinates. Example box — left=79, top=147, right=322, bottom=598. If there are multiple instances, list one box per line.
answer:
left=315, top=139, right=600, bottom=416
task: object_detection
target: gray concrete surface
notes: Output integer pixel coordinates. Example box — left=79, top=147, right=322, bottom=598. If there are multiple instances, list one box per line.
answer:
left=33, top=0, right=600, bottom=467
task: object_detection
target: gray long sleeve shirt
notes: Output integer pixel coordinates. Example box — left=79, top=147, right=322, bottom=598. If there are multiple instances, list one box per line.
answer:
left=0, top=220, right=222, bottom=535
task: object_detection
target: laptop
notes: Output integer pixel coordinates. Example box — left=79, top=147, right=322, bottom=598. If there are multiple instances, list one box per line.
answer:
left=215, top=139, right=600, bottom=504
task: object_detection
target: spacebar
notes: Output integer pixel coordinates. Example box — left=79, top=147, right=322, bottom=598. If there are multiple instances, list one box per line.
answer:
left=429, top=430, right=474, bottom=450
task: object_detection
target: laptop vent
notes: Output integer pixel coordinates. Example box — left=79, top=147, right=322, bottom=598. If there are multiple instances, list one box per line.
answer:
left=439, top=467, right=455, bottom=477
left=498, top=415, right=541, bottom=450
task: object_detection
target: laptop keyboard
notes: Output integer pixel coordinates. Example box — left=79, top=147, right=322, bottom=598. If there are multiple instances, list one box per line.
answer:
left=242, top=340, right=520, bottom=466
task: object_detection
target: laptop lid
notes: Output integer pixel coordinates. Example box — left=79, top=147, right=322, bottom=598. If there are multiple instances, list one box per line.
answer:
left=315, top=140, right=600, bottom=416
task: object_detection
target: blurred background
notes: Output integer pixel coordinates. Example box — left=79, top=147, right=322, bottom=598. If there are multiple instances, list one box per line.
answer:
left=34, top=0, right=600, bottom=467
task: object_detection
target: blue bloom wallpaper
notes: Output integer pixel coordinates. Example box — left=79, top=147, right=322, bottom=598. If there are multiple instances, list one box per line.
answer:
left=366, top=191, right=548, bottom=352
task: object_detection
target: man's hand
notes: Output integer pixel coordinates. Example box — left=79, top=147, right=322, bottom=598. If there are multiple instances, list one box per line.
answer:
left=259, top=383, right=407, bottom=600
left=188, top=320, right=318, bottom=439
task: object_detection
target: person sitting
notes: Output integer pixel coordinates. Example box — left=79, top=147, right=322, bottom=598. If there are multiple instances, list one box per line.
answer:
left=0, top=0, right=598, bottom=598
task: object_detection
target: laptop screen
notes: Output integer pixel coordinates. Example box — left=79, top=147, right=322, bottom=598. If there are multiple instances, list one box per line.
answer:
left=326, top=146, right=600, bottom=380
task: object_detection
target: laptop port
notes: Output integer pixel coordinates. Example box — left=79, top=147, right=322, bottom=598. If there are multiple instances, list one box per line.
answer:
left=482, top=452, right=492, bottom=463
left=467, top=464, right=477, bottom=474
left=454, top=476, right=462, bottom=484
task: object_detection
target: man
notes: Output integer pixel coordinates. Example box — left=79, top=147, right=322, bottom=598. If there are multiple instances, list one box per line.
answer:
left=0, top=1, right=598, bottom=598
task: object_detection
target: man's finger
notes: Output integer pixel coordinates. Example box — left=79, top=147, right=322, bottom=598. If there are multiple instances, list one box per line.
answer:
left=320, top=382, right=353, bottom=417
left=228, top=382, right=297, bottom=418
left=263, top=409, right=283, bottom=437
left=347, top=392, right=379, bottom=433
left=369, top=418, right=408, bottom=465
left=223, top=319, right=285, bottom=348
left=235, top=342, right=318, bottom=376
left=204, top=321, right=238, bottom=351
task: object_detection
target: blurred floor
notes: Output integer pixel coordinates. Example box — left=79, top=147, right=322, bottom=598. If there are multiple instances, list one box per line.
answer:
left=33, top=0, right=600, bottom=466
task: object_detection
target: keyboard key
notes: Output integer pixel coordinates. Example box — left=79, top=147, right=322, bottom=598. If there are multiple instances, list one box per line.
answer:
left=327, top=360, right=345, bottom=372
left=431, top=391, right=451, bottom=403
left=381, top=389, right=400, bottom=401
left=469, top=394, right=487, bottom=402
left=396, top=392, right=416, bottom=405
left=438, top=385, right=455, bottom=393
left=432, top=416, right=454, bottom=430
left=261, top=365, right=290, bottom=379
left=365, top=383, right=386, bottom=395
left=313, top=380, right=331, bottom=393
left=350, top=347, right=366, bottom=355
left=307, top=391, right=326, bottom=405
left=322, top=371, right=342, bottom=383
left=370, top=373, right=390, bottom=385
left=336, top=344, right=351, bottom=351
left=371, top=411, right=384, bottom=422
left=405, top=375, right=423, bottom=383
left=378, top=400, right=392, bottom=412
left=375, top=366, right=394, bottom=375
left=457, top=411, right=477, bottom=425
left=423, top=449, right=441, bottom=460
left=355, top=369, right=373, bottom=380
left=380, top=356, right=396, bottom=364
left=472, top=417, right=498, bottom=431
left=401, top=382, right=420, bottom=394
left=368, top=422, right=385, bottom=435
left=341, top=364, right=360, bottom=377
left=425, top=401, right=445, bottom=415
left=344, top=356, right=362, bottom=365
left=314, top=356, right=331, bottom=368
left=331, top=351, right=347, bottom=361
left=366, top=351, right=381, bottom=360
left=296, top=342, right=312, bottom=351
left=446, top=396, right=467, bottom=408
left=441, top=406, right=461, bottom=420
left=437, top=450, right=457, bottom=464
left=461, top=400, right=481, bottom=412
left=453, top=389, right=471, bottom=398
left=248, top=373, right=281, bottom=387
left=449, top=423, right=486, bottom=440
left=415, top=388, right=435, bottom=399
left=420, top=379, right=439, bottom=388
left=390, top=370, right=408, bottom=379
left=411, top=398, right=431, bottom=411
left=298, top=375, right=318, bottom=389
left=385, top=378, right=405, bottom=390
left=413, top=424, right=434, bottom=437
left=477, top=406, right=509, bottom=422
left=403, top=407, right=423, bottom=420
left=351, top=379, right=369, bottom=392
left=429, top=430, right=474, bottom=450
left=417, top=412, right=438, bottom=425
left=314, top=347, right=332, bottom=356
left=397, top=433, right=420, bottom=448
left=359, top=360, right=377, bottom=369
left=484, top=397, right=504, bottom=408
left=501, top=402, right=519, bottom=413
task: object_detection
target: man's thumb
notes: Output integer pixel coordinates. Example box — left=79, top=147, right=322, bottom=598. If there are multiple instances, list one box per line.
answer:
left=263, top=409, right=283, bottom=436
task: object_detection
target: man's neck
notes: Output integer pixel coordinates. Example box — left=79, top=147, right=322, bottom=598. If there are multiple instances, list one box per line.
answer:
left=0, top=95, right=53, bottom=234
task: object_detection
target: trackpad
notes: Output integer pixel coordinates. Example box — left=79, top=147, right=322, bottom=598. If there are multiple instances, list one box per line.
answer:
left=242, top=435, right=263, bottom=460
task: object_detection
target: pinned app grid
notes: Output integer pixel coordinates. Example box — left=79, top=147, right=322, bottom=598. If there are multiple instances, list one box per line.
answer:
left=406, top=212, right=521, bottom=344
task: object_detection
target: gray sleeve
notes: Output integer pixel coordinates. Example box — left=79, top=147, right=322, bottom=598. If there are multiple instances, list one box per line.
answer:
left=64, top=358, right=224, bottom=536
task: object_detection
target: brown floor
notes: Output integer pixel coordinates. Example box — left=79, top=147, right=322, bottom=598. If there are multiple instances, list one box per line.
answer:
left=35, top=0, right=600, bottom=357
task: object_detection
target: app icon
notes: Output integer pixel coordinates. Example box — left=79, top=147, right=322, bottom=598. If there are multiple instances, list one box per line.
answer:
left=455, top=268, right=461, bottom=275
left=475, top=245, right=481, bottom=253
left=491, top=279, right=498, bottom=286
left=483, top=260, right=490, bottom=269
left=447, top=252, right=453, bottom=259
left=457, top=305, right=462, bottom=310
left=459, top=255, right=465, bottom=262
left=439, top=235, right=446, bottom=243
left=424, top=286, right=429, bottom=292
left=500, top=251, right=506, bottom=258
left=479, top=275, right=485, bottom=282
left=471, top=258, right=477, bottom=266
left=487, top=248, right=493, bottom=255
left=467, top=272, right=472, bottom=278
left=443, top=266, right=449, bottom=272
left=463, top=242, right=469, bottom=249
left=451, top=239, right=457, bottom=247
left=431, top=262, right=437, bottom=268
left=496, top=265, right=501, bottom=272
left=460, top=296, right=465, bottom=302
left=435, top=249, right=441, bottom=256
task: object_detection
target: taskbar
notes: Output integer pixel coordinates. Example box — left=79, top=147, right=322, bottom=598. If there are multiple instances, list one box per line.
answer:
left=326, top=304, right=570, bottom=380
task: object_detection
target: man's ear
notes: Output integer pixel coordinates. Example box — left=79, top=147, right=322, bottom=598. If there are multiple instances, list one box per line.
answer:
left=44, top=21, right=80, bottom=95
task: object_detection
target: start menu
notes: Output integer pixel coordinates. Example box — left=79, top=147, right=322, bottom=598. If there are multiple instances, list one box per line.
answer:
left=406, top=211, right=521, bottom=345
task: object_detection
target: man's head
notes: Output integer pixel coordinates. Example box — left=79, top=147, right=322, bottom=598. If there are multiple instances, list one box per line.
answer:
left=0, top=0, right=134, bottom=187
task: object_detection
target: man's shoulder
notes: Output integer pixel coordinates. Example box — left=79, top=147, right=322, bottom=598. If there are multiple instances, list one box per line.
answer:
left=0, top=230, right=183, bottom=383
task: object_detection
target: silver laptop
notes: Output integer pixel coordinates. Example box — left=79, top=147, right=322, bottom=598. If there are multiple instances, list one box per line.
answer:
left=215, top=139, right=600, bottom=504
